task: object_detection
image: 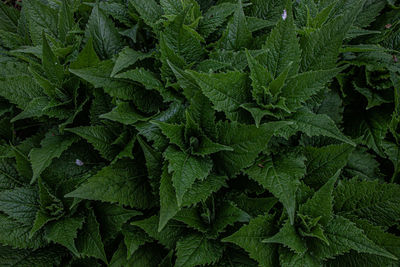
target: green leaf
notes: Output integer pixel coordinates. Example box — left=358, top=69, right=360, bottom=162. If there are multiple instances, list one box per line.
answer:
left=116, top=68, right=163, bottom=91
left=345, top=108, right=391, bottom=157
left=24, top=0, right=58, bottom=45
left=304, top=144, right=354, bottom=187
left=300, top=0, right=364, bottom=71
left=279, top=247, right=321, bottom=267
left=175, top=233, right=224, bottom=267
left=66, top=126, right=119, bottom=160
left=69, top=60, right=137, bottom=100
left=334, top=179, right=400, bottom=227
left=65, top=160, right=154, bottom=209
left=181, top=173, right=228, bottom=207
left=70, top=38, right=100, bottom=69
left=188, top=71, right=250, bottom=121
left=29, top=133, right=77, bottom=184
left=246, top=50, right=273, bottom=101
left=215, top=121, right=288, bottom=176
left=261, top=4, right=300, bottom=77
left=42, top=34, right=64, bottom=85
left=281, top=69, right=339, bottom=111
left=131, top=215, right=185, bottom=249
left=0, top=186, right=38, bottom=225
left=95, top=203, right=141, bottom=241
left=281, top=111, right=356, bottom=146
left=210, top=201, right=250, bottom=236
left=111, top=47, right=152, bottom=76
left=0, top=213, right=46, bottom=249
left=100, top=102, right=149, bottom=125
left=198, top=3, right=236, bottom=38
left=159, top=166, right=179, bottom=232
left=0, top=63, right=44, bottom=109
left=310, top=215, right=397, bottom=260
left=0, top=245, right=65, bottom=267
left=164, top=146, right=212, bottom=206
left=76, top=210, right=107, bottom=263
left=245, top=153, right=305, bottom=224
left=129, top=0, right=163, bottom=28
left=233, top=194, right=277, bottom=217
left=263, top=220, right=307, bottom=254
left=153, top=121, right=186, bottom=151
left=137, top=136, right=162, bottom=193
left=344, top=147, right=382, bottom=180
left=85, top=4, right=122, bottom=59
left=299, top=173, right=338, bottom=226
left=0, top=2, right=19, bottom=33
left=45, top=217, right=84, bottom=257
left=219, top=0, right=252, bottom=50
left=122, top=226, right=151, bottom=259
left=0, top=159, right=24, bottom=191
left=222, top=215, right=277, bottom=267
left=58, top=0, right=75, bottom=44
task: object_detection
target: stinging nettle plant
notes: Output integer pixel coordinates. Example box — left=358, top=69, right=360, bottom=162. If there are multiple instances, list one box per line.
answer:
left=0, top=0, right=399, bottom=266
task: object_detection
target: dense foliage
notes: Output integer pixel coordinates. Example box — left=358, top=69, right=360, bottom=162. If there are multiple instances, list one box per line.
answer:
left=0, top=0, right=399, bottom=266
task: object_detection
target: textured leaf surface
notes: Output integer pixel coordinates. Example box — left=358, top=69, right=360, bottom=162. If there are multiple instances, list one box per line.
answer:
left=65, top=160, right=154, bottom=209
left=246, top=154, right=305, bottom=224
left=164, top=146, right=212, bottom=206
left=45, top=217, right=84, bottom=256
left=223, top=215, right=277, bottom=267
left=175, top=233, right=224, bottom=267
left=29, top=133, right=76, bottom=183
left=76, top=210, right=107, bottom=263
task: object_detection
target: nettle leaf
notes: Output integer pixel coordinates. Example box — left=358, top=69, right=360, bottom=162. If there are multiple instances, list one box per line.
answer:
left=66, top=126, right=119, bottom=160
left=280, top=110, right=356, bottom=146
left=159, top=165, right=179, bottom=232
left=299, top=173, right=338, bottom=226
left=334, top=179, right=400, bottom=227
left=162, top=7, right=204, bottom=64
left=131, top=215, right=185, bottom=249
left=175, top=233, right=224, bottom=267
left=129, top=0, right=163, bottom=28
left=263, top=220, right=307, bottom=254
left=69, top=60, right=136, bottom=101
left=310, top=215, right=396, bottom=260
left=300, top=0, right=365, bottom=71
left=0, top=186, right=38, bottom=225
left=188, top=71, right=250, bottom=121
left=65, top=160, right=154, bottom=209
left=0, top=213, right=46, bottom=249
left=223, top=214, right=277, bottom=267
left=70, top=38, right=100, bottom=69
left=0, top=159, right=25, bottom=191
left=111, top=47, right=152, bottom=76
left=85, top=4, right=122, bottom=59
left=29, top=133, right=77, bottom=184
left=0, top=2, right=19, bottom=33
left=0, top=245, right=65, bottom=267
left=24, top=0, right=58, bottom=45
left=215, top=121, right=288, bottom=176
left=45, top=217, right=84, bottom=257
left=261, top=2, right=300, bottom=77
left=164, top=146, right=212, bottom=206
left=99, top=101, right=149, bottom=125
left=304, top=144, right=354, bottom=187
left=280, top=68, right=340, bottom=111
left=94, top=202, right=141, bottom=240
left=245, top=153, right=306, bottom=224
left=76, top=209, right=107, bottom=263
left=219, top=0, right=252, bottom=50
left=198, top=3, right=236, bottom=38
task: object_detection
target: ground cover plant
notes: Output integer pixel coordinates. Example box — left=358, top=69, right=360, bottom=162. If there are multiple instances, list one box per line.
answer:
left=0, top=0, right=399, bottom=266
